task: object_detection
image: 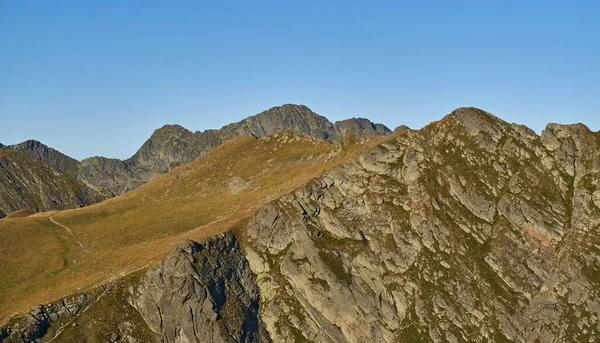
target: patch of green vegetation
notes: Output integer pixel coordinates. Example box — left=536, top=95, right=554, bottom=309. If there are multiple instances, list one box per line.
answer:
left=52, top=272, right=158, bottom=343
left=311, top=228, right=368, bottom=259
left=382, top=201, right=410, bottom=222
left=264, top=242, right=293, bottom=269
left=464, top=234, right=492, bottom=258
left=318, top=250, right=352, bottom=285
left=396, top=306, right=430, bottom=343
left=382, top=234, right=398, bottom=251
left=492, top=329, right=513, bottom=343
left=563, top=173, right=576, bottom=217
left=535, top=171, right=565, bottom=204
left=311, top=277, right=330, bottom=291
left=289, top=325, right=310, bottom=343
left=50, top=235, right=72, bottom=276
left=576, top=257, right=600, bottom=287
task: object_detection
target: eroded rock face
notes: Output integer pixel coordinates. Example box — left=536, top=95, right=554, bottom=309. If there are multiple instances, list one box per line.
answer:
left=130, top=232, right=270, bottom=343
left=1, top=233, right=270, bottom=343
left=0, top=294, right=93, bottom=342
left=243, top=107, right=600, bottom=342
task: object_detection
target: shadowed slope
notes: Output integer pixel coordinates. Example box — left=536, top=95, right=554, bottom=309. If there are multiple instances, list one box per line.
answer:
left=0, top=150, right=105, bottom=217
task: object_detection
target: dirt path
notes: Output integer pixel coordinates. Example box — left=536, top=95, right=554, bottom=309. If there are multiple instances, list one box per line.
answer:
left=45, top=290, right=108, bottom=342
left=49, top=212, right=97, bottom=265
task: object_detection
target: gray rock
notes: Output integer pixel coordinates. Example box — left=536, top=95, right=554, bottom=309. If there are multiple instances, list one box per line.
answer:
left=130, top=232, right=270, bottom=343
left=241, top=107, right=600, bottom=342
left=0, top=293, right=93, bottom=342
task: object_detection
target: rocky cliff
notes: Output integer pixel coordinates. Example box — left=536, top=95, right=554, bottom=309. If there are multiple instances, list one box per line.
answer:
left=5, top=104, right=390, bottom=196
left=130, top=232, right=270, bottom=343
left=0, top=150, right=105, bottom=217
left=0, top=232, right=269, bottom=343
left=242, top=107, right=600, bottom=342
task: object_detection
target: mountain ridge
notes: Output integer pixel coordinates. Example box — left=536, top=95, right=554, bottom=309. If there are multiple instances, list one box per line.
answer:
left=3, top=104, right=391, bottom=196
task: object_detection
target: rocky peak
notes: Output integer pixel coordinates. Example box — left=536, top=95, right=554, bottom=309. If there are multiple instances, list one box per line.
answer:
left=149, top=124, right=194, bottom=140
left=542, top=122, right=595, bottom=146
left=7, top=139, right=81, bottom=177
left=223, top=104, right=336, bottom=141
left=333, top=117, right=392, bottom=138
left=239, top=107, right=600, bottom=342
left=445, top=107, right=506, bottom=137
left=127, top=124, right=196, bottom=172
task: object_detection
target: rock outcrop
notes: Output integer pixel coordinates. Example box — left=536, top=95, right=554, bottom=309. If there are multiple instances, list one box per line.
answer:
left=0, top=294, right=94, bottom=342
left=242, top=107, right=600, bottom=342
left=131, top=232, right=270, bottom=343
left=8, top=140, right=80, bottom=177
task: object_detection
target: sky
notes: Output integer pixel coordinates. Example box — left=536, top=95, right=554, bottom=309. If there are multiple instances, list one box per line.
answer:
left=1, top=1, right=599, bottom=160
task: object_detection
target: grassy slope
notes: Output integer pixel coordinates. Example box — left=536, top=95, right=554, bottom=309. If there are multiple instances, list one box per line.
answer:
left=0, top=133, right=366, bottom=323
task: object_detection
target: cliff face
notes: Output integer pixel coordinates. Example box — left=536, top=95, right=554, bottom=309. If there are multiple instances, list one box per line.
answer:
left=0, top=232, right=269, bottom=343
left=0, top=150, right=105, bottom=216
left=130, top=232, right=270, bottom=343
left=5, top=104, right=390, bottom=196
left=243, top=107, right=600, bottom=342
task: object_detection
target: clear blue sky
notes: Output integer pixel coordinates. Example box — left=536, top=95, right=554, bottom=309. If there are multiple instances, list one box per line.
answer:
left=1, top=1, right=598, bottom=160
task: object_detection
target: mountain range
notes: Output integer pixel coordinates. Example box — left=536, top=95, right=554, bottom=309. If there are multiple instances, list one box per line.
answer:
left=1, top=104, right=390, bottom=199
left=1, top=106, right=599, bottom=343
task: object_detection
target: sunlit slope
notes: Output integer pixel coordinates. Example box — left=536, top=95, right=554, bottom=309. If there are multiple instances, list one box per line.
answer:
left=0, top=133, right=364, bottom=322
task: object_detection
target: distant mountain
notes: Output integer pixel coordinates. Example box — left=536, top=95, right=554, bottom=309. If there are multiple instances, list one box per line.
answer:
left=128, top=104, right=391, bottom=181
left=6, top=104, right=391, bottom=195
left=9, top=139, right=80, bottom=176
left=0, top=150, right=105, bottom=217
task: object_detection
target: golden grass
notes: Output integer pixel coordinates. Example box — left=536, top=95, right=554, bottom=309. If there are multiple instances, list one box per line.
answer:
left=5, top=209, right=36, bottom=219
left=0, top=133, right=364, bottom=323
left=0, top=150, right=14, bottom=158
left=0, top=215, right=91, bottom=320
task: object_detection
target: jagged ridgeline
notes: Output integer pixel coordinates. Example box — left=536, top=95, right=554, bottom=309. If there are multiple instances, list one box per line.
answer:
left=2, top=107, right=600, bottom=343
left=3, top=104, right=390, bottom=197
